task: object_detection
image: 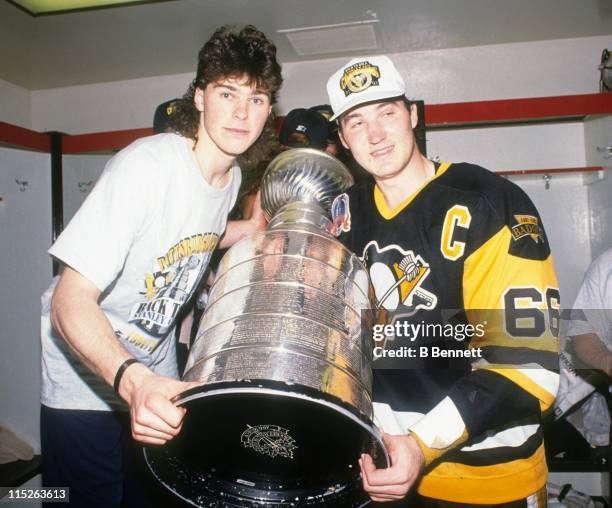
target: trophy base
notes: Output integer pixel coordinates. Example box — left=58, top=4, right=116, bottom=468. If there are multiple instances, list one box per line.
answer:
left=144, top=380, right=387, bottom=507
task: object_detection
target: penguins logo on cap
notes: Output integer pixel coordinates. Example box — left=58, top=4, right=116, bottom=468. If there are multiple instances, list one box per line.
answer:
left=339, top=61, right=380, bottom=97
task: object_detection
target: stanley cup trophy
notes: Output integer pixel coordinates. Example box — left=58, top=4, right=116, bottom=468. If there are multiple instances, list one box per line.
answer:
left=145, top=148, right=388, bottom=507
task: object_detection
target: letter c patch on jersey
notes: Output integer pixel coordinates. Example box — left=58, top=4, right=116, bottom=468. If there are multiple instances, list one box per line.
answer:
left=441, top=205, right=472, bottom=261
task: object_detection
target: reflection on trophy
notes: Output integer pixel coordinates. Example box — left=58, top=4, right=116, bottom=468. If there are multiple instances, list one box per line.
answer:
left=145, top=148, right=388, bottom=507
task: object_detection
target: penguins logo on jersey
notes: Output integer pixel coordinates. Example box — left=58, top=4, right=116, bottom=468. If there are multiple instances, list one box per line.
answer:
left=511, top=214, right=543, bottom=243
left=362, top=241, right=438, bottom=315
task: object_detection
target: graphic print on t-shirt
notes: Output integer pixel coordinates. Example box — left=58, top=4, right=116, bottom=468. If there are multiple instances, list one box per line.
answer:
left=129, top=233, right=219, bottom=338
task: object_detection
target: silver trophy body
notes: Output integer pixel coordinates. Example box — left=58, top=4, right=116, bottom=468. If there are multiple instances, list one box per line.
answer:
left=146, top=148, right=386, bottom=507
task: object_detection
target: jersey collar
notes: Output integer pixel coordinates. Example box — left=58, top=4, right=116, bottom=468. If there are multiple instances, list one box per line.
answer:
left=374, top=161, right=452, bottom=220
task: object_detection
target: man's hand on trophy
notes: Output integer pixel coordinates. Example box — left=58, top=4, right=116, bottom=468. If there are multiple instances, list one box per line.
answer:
left=359, top=433, right=425, bottom=502
left=249, top=190, right=268, bottom=231
left=119, top=363, right=200, bottom=445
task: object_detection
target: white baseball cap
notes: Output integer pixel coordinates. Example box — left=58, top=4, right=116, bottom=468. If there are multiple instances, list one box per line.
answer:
left=326, top=55, right=406, bottom=121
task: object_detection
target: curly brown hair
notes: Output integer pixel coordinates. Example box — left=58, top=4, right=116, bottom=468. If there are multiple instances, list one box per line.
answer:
left=169, top=25, right=283, bottom=142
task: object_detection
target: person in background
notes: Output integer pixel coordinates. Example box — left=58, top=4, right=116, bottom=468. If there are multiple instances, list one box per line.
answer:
left=569, top=246, right=612, bottom=494
left=308, top=103, right=342, bottom=156
left=281, top=104, right=372, bottom=183
left=566, top=248, right=612, bottom=378
left=152, top=98, right=181, bottom=134
left=326, top=54, right=559, bottom=507
left=559, top=247, right=612, bottom=479
left=279, top=107, right=330, bottom=150
left=40, top=24, right=282, bottom=508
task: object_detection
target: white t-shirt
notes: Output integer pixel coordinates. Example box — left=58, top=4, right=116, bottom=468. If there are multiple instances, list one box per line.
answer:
left=556, top=247, right=612, bottom=418
left=41, top=133, right=241, bottom=411
left=566, top=247, right=612, bottom=346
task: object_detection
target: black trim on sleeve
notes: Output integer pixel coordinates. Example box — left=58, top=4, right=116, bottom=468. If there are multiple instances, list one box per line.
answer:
left=479, top=346, right=560, bottom=371
left=448, top=370, right=541, bottom=438
left=442, top=425, right=543, bottom=467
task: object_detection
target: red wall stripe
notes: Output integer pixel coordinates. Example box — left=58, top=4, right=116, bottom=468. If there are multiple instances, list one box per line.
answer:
left=425, top=93, right=612, bottom=127
left=498, top=166, right=604, bottom=176
left=2, top=94, right=611, bottom=153
left=0, top=121, right=51, bottom=152
left=62, top=128, right=153, bottom=154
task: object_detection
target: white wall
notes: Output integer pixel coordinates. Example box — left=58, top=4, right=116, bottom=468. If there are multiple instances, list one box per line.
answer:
left=586, top=170, right=612, bottom=262
left=0, top=147, right=52, bottom=454
left=583, top=115, right=612, bottom=262
left=277, top=35, right=612, bottom=114
left=0, top=149, right=110, bottom=477
left=427, top=121, right=586, bottom=172
left=25, top=35, right=612, bottom=134
left=31, top=73, right=193, bottom=134
left=0, top=78, right=31, bottom=129
left=62, top=154, right=111, bottom=224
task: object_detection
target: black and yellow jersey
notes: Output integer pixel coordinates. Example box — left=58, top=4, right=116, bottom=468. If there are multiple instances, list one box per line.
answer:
left=332, top=162, right=560, bottom=504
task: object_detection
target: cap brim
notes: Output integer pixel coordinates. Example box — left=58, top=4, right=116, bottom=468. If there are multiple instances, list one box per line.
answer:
left=330, top=90, right=405, bottom=121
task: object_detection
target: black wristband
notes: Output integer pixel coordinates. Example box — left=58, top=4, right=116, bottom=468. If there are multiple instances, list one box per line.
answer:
left=113, top=358, right=140, bottom=394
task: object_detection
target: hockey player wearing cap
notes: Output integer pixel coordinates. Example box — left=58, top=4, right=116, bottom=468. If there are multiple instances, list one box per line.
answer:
left=327, top=55, right=559, bottom=506
left=279, top=107, right=330, bottom=150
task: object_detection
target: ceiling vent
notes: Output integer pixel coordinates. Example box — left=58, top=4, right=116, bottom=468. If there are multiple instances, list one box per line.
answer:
left=279, top=21, right=379, bottom=57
